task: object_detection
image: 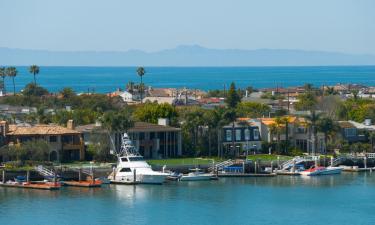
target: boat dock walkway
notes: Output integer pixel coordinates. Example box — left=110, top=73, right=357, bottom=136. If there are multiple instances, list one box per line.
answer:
left=0, top=182, right=61, bottom=190
left=217, top=173, right=276, bottom=177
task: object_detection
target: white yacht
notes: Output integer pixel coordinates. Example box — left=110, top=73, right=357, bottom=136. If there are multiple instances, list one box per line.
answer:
left=108, top=134, right=168, bottom=184
left=179, top=168, right=214, bottom=181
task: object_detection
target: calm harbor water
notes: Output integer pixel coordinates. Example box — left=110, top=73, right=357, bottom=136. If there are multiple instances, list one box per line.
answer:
left=5, top=66, right=375, bottom=93
left=1, top=173, right=375, bottom=225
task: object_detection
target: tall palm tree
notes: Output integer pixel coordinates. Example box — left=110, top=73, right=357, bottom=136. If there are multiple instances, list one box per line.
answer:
left=273, top=117, right=284, bottom=153
left=0, top=67, right=6, bottom=95
left=136, top=67, right=146, bottom=103
left=317, top=117, right=338, bottom=154
left=6, top=67, right=17, bottom=96
left=305, top=110, right=321, bottom=155
left=29, top=65, right=40, bottom=85
left=281, top=116, right=290, bottom=154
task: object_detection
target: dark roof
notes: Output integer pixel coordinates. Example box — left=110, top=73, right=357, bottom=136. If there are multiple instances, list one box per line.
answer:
left=129, top=122, right=180, bottom=132
left=76, top=122, right=180, bottom=133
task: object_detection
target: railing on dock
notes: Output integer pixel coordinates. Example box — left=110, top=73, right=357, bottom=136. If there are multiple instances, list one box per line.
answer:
left=208, top=159, right=235, bottom=172
left=35, top=165, right=58, bottom=180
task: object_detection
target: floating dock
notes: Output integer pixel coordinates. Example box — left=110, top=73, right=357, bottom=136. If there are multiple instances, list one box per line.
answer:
left=0, top=182, right=61, bottom=190
left=63, top=180, right=102, bottom=187
left=341, top=167, right=374, bottom=173
left=217, top=173, right=276, bottom=177
left=275, top=171, right=301, bottom=176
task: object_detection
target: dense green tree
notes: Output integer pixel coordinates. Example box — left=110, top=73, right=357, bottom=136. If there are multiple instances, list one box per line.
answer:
left=294, top=92, right=317, bottom=111
left=225, top=82, right=241, bottom=108
left=134, top=102, right=178, bottom=124
left=22, top=83, right=49, bottom=97
left=236, top=102, right=271, bottom=118
left=29, top=65, right=40, bottom=85
left=101, top=109, right=134, bottom=132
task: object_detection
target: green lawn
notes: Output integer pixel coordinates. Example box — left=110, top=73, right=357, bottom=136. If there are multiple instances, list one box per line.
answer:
left=147, top=157, right=219, bottom=166
left=246, top=154, right=293, bottom=162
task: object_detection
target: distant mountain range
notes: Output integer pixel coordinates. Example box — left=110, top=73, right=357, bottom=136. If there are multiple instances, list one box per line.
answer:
left=1, top=45, right=375, bottom=66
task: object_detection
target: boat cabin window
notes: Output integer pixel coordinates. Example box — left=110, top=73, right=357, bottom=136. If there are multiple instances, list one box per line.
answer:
left=120, top=168, right=131, bottom=172
left=128, top=156, right=144, bottom=161
left=120, top=157, right=128, bottom=162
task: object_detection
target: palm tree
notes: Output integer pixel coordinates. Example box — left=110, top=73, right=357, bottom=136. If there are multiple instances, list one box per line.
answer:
left=29, top=65, right=40, bottom=85
left=281, top=116, right=290, bottom=154
left=136, top=67, right=146, bottom=103
left=0, top=67, right=6, bottom=95
left=317, top=117, right=338, bottom=154
left=305, top=110, right=321, bottom=155
left=6, top=67, right=17, bottom=96
left=223, top=109, right=237, bottom=156
left=369, top=132, right=375, bottom=153
left=273, top=117, right=284, bottom=153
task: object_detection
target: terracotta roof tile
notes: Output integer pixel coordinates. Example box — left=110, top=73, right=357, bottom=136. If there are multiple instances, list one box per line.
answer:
left=7, top=124, right=81, bottom=136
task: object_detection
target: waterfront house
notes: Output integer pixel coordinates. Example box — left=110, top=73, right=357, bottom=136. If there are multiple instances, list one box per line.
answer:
left=338, top=120, right=375, bottom=144
left=76, top=119, right=182, bottom=159
left=0, top=120, right=84, bottom=162
left=248, top=117, right=325, bottom=154
left=221, top=121, right=262, bottom=156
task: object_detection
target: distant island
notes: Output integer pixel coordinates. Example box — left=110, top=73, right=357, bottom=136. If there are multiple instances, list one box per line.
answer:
left=1, top=45, right=375, bottom=66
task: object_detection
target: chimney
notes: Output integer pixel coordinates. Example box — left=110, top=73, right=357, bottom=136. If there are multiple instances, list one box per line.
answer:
left=158, top=118, right=169, bottom=126
left=364, top=119, right=372, bottom=126
left=67, top=120, right=75, bottom=130
left=0, top=121, right=9, bottom=137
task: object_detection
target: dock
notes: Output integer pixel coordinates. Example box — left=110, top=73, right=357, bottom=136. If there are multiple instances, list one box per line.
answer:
left=0, top=182, right=61, bottom=190
left=217, top=173, right=276, bottom=177
left=275, top=170, right=300, bottom=176
left=63, top=180, right=102, bottom=187
left=341, top=167, right=374, bottom=173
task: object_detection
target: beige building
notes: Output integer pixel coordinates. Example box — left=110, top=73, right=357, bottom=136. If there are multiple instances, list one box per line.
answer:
left=0, top=120, right=84, bottom=162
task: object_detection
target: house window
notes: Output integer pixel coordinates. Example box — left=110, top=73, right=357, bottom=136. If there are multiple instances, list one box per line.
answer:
left=226, top=130, right=232, bottom=141
left=49, top=136, right=57, bottom=142
left=244, top=129, right=250, bottom=141
left=297, top=127, right=306, bottom=134
left=253, top=129, right=260, bottom=140
left=236, top=129, right=242, bottom=141
left=345, top=128, right=356, bottom=137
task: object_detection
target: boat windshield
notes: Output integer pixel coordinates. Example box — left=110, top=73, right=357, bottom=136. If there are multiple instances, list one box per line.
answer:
left=128, top=156, right=144, bottom=161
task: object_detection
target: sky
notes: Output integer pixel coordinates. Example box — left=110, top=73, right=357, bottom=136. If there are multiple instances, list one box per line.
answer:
left=0, top=0, right=374, bottom=54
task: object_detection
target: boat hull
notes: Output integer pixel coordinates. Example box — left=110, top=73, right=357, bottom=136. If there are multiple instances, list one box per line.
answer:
left=179, top=174, right=213, bottom=181
left=300, top=167, right=343, bottom=176
left=109, top=173, right=167, bottom=184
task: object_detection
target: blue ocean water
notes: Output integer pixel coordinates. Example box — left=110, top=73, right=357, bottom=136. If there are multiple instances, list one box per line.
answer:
left=1, top=173, right=374, bottom=225
left=3, top=66, right=375, bottom=93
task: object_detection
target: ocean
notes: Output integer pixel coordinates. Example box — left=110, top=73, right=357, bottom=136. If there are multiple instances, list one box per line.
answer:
left=1, top=174, right=374, bottom=225
left=3, top=66, right=375, bottom=93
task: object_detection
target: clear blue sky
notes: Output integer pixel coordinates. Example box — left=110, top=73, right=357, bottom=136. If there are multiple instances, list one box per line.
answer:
left=0, top=0, right=374, bottom=54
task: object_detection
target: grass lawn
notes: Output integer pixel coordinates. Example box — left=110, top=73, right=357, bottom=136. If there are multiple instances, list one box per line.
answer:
left=147, top=157, right=219, bottom=166
left=246, top=154, right=293, bottom=162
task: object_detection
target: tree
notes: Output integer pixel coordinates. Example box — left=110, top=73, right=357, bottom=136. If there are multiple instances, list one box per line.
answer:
left=225, top=82, right=241, bottom=108
left=317, top=117, right=338, bottom=153
left=236, top=102, right=270, bottom=118
left=136, top=67, right=146, bottom=103
left=294, top=92, right=317, bottom=111
left=134, top=102, right=178, bottom=124
left=6, top=67, right=17, bottom=96
left=22, top=83, right=49, bottom=97
left=0, top=67, right=6, bottom=95
left=29, top=65, right=40, bottom=85
left=60, top=87, right=76, bottom=99
left=305, top=111, right=321, bottom=155
left=101, top=109, right=134, bottom=133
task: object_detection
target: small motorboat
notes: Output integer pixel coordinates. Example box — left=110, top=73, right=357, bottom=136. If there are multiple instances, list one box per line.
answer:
left=179, top=168, right=214, bottom=181
left=166, top=171, right=182, bottom=181
left=299, top=166, right=343, bottom=176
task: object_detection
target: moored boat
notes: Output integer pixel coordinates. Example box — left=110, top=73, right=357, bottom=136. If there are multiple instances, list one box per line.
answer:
left=299, top=166, right=343, bottom=176
left=108, top=133, right=168, bottom=184
left=179, top=168, right=214, bottom=181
